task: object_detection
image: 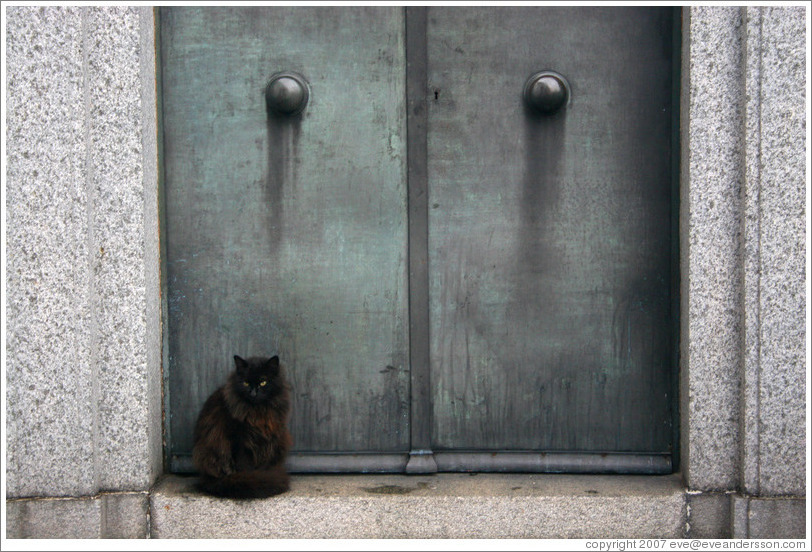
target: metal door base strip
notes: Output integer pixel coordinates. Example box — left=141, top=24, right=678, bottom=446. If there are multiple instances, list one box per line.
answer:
left=171, top=452, right=671, bottom=475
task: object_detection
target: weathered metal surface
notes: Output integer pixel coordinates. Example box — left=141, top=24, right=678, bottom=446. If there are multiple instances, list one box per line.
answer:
left=160, top=7, right=409, bottom=457
left=426, top=7, right=676, bottom=452
left=161, top=6, right=678, bottom=471
left=434, top=452, right=671, bottom=474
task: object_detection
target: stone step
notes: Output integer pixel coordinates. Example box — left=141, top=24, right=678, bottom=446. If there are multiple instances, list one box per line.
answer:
left=150, top=473, right=687, bottom=539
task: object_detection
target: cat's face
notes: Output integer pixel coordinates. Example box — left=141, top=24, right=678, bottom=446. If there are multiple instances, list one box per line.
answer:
left=233, top=355, right=282, bottom=404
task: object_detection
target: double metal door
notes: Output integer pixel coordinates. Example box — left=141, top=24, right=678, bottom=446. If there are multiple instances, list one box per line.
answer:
left=160, top=7, right=679, bottom=474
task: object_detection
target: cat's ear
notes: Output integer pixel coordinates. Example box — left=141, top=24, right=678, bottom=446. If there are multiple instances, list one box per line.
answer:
left=266, top=355, right=280, bottom=372
left=234, top=355, right=248, bottom=373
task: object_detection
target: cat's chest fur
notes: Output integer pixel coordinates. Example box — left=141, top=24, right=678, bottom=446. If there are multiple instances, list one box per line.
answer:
left=222, top=385, right=288, bottom=466
left=235, top=404, right=283, bottom=442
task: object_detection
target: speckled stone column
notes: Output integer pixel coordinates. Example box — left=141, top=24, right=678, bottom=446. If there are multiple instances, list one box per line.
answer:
left=740, top=5, right=806, bottom=499
left=681, top=3, right=806, bottom=513
left=5, top=6, right=161, bottom=502
left=680, top=5, right=746, bottom=493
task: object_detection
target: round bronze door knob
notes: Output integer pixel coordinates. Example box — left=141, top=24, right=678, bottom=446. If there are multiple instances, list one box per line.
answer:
left=265, top=72, right=309, bottom=115
left=523, top=71, right=571, bottom=114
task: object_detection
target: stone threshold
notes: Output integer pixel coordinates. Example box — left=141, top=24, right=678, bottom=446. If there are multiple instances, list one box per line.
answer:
left=150, top=473, right=688, bottom=539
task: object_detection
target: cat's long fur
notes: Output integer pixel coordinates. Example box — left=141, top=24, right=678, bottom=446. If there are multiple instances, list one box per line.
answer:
left=192, top=355, right=292, bottom=499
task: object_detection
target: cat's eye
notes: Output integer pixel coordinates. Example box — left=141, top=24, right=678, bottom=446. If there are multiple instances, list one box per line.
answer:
left=259, top=381, right=267, bottom=387
left=242, top=381, right=250, bottom=387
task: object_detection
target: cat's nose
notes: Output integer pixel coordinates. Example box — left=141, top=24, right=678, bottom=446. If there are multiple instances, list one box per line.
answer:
left=249, top=389, right=257, bottom=397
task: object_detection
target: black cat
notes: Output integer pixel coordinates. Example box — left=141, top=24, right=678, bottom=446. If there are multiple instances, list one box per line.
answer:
left=192, top=355, right=292, bottom=498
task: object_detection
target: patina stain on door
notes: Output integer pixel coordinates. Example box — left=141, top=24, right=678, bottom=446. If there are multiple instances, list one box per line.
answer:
left=160, top=7, right=678, bottom=473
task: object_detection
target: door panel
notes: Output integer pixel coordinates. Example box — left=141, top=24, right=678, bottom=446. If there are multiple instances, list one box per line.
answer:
left=161, top=7, right=409, bottom=463
left=427, top=7, right=675, bottom=452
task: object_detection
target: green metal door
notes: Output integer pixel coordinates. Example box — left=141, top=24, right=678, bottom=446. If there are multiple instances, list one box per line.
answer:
left=425, top=7, right=678, bottom=471
left=159, top=7, right=410, bottom=471
left=160, top=6, right=678, bottom=473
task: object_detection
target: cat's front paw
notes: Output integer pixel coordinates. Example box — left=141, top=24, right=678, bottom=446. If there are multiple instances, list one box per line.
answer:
left=199, top=455, right=234, bottom=478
